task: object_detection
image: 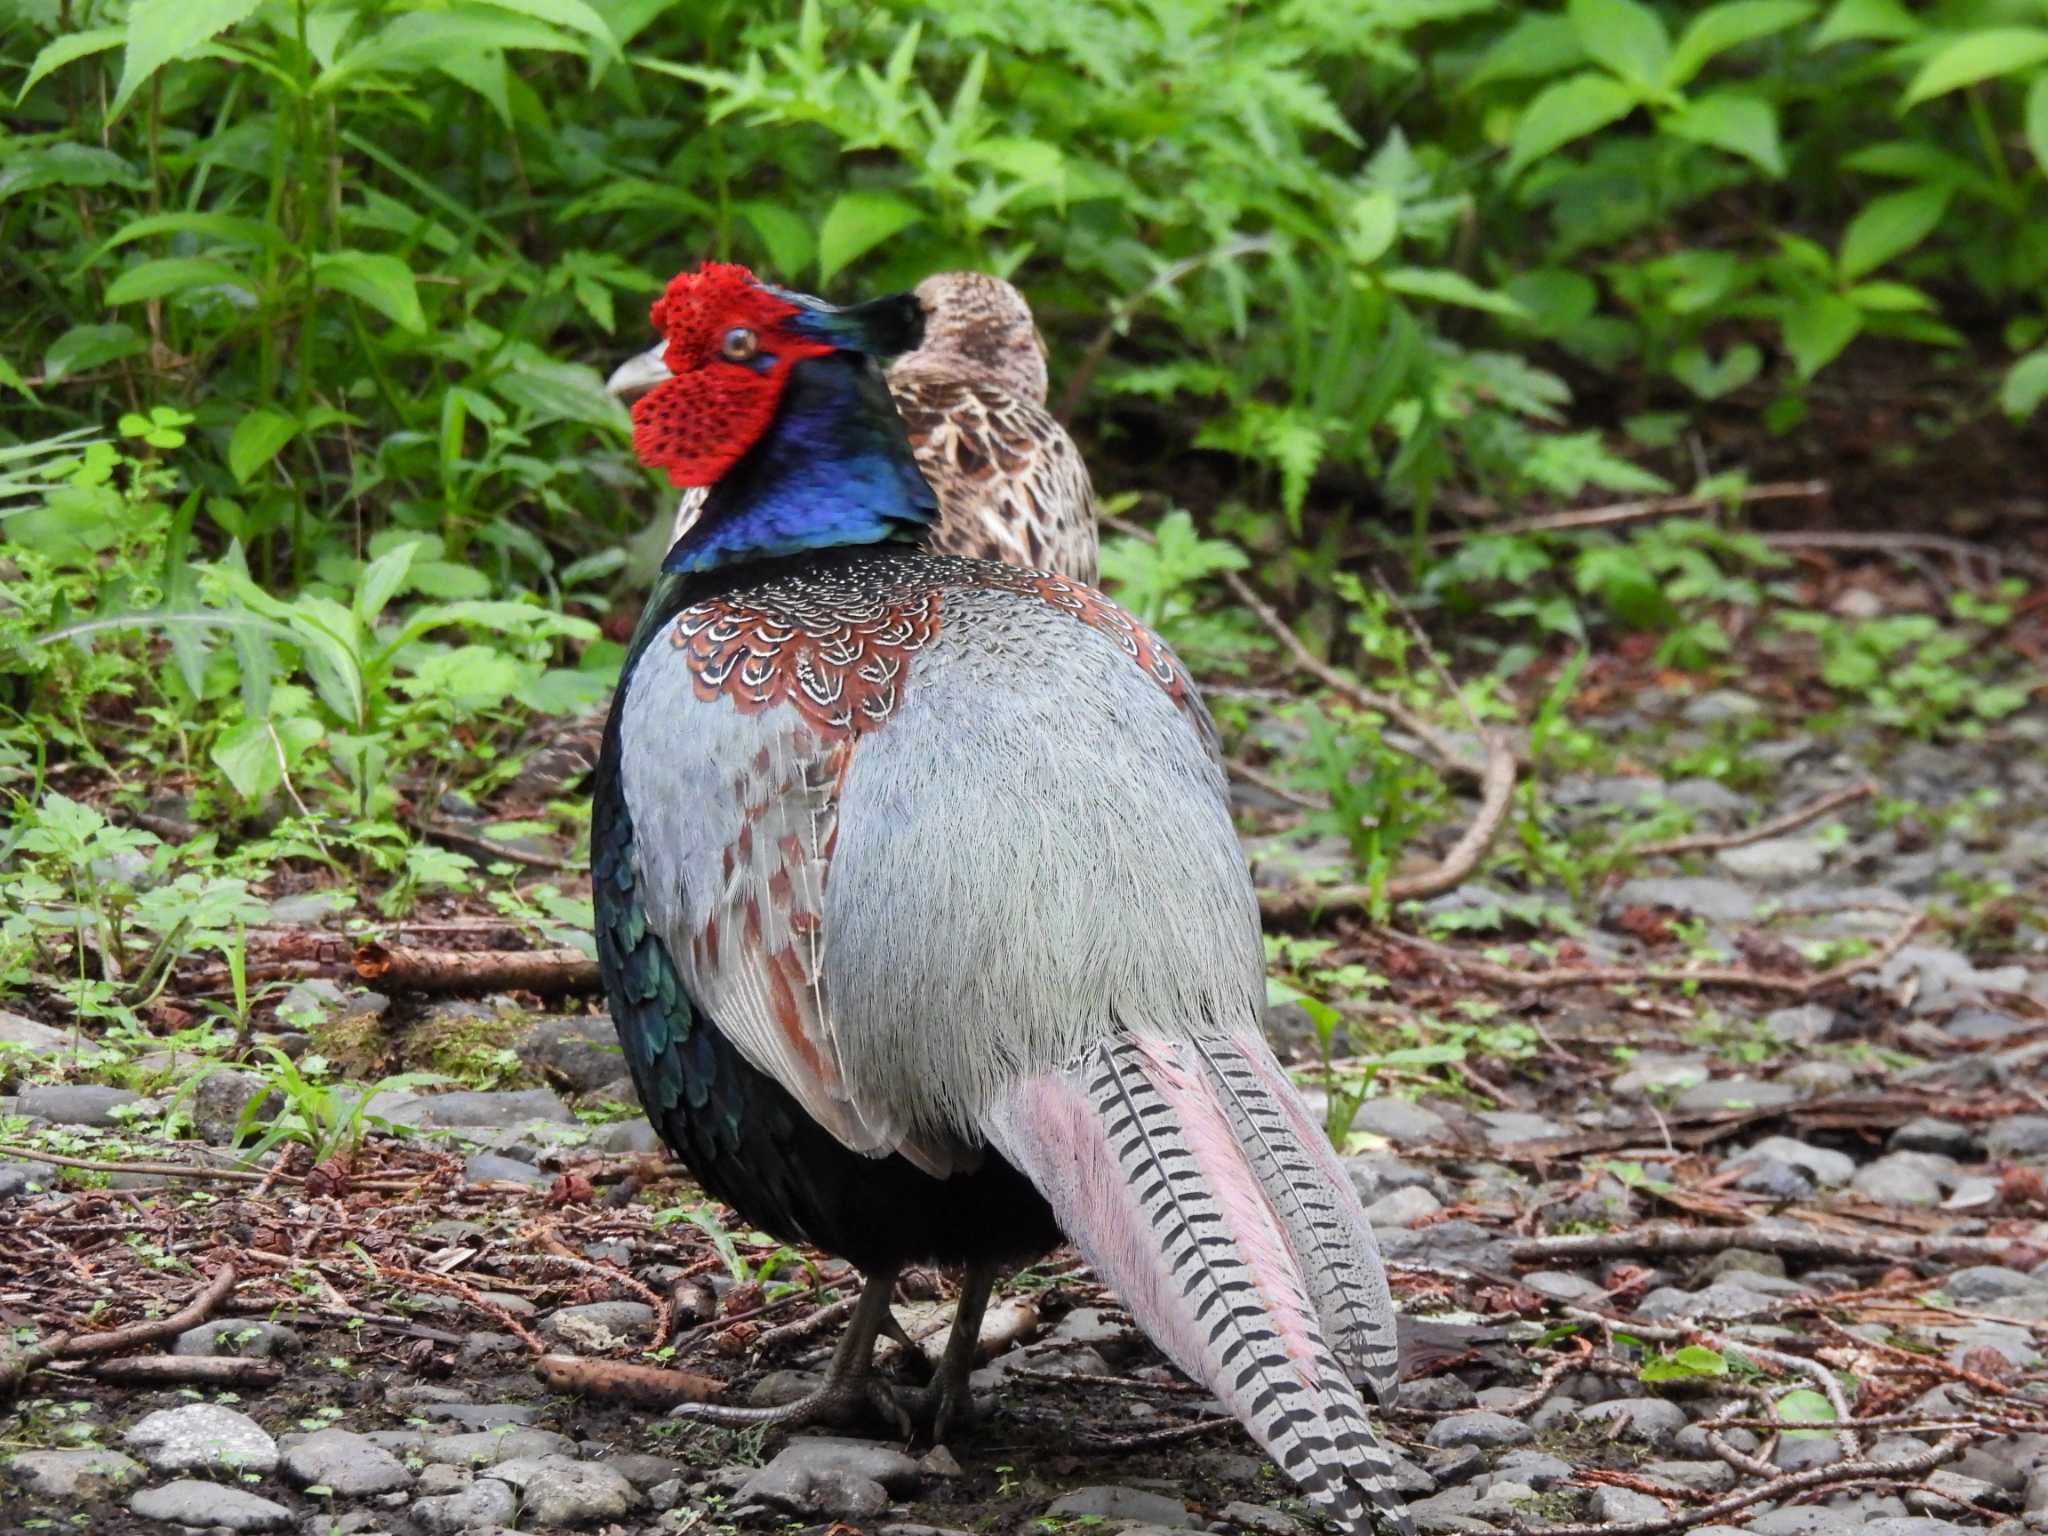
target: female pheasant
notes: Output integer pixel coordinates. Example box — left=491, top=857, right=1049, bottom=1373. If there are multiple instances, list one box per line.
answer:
left=513, top=271, right=1096, bottom=803
left=594, top=261, right=1409, bottom=1536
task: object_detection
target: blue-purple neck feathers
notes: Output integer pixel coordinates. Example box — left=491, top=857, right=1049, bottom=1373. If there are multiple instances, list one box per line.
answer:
left=662, top=353, right=938, bottom=576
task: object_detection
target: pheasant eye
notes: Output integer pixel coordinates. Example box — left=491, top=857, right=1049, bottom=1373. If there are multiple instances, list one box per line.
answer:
left=720, top=326, right=759, bottom=362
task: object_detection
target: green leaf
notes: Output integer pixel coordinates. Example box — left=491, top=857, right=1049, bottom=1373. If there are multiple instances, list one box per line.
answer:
left=1641, top=1345, right=1730, bottom=1382
left=1664, top=93, right=1784, bottom=175
left=1777, top=1388, right=1837, bottom=1425
left=1902, top=28, right=2048, bottom=107
left=1347, top=190, right=1400, bottom=266
left=0, top=143, right=142, bottom=202
left=0, top=353, right=30, bottom=401
left=44, top=323, right=143, bottom=383
left=17, top=26, right=125, bottom=103
left=816, top=191, right=924, bottom=285
left=737, top=200, right=817, bottom=279
left=85, top=212, right=285, bottom=271
left=1782, top=293, right=1862, bottom=378
left=1838, top=183, right=1951, bottom=281
left=227, top=410, right=300, bottom=485
left=104, top=257, right=243, bottom=305
left=319, top=12, right=585, bottom=93
left=2002, top=350, right=2048, bottom=419
left=212, top=716, right=322, bottom=802
left=1845, top=280, right=1935, bottom=313
left=2027, top=77, right=2048, bottom=178
left=1569, top=0, right=1670, bottom=89
left=475, top=0, right=621, bottom=61
left=1465, top=14, right=1585, bottom=88
left=1670, top=342, right=1762, bottom=399
left=1504, top=73, right=1640, bottom=179
left=1667, top=2, right=1814, bottom=88
left=1813, top=0, right=1920, bottom=48
left=1381, top=268, right=1526, bottom=317
left=355, top=543, right=420, bottom=626
left=115, top=0, right=263, bottom=120
left=311, top=251, right=425, bottom=331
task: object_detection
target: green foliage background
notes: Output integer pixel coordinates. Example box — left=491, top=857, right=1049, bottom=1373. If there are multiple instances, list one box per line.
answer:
left=2, top=0, right=2044, bottom=858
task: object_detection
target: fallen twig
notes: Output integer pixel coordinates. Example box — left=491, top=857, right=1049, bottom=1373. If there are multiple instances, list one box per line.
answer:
left=0, top=1264, right=237, bottom=1403
left=1632, top=781, right=1876, bottom=861
left=1259, top=733, right=1517, bottom=923
left=353, top=942, right=599, bottom=995
left=1428, top=480, right=1829, bottom=547
left=533, top=1352, right=723, bottom=1406
left=65, top=1354, right=285, bottom=1388
left=1378, top=908, right=1923, bottom=999
left=1762, top=529, right=2048, bottom=583
left=0, top=1142, right=419, bottom=1193
left=1507, top=1221, right=2027, bottom=1267
left=413, top=817, right=580, bottom=873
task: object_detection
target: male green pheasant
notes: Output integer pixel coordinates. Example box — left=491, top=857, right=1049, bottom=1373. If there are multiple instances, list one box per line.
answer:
left=511, top=272, right=1095, bottom=803
left=593, top=261, right=1409, bottom=1536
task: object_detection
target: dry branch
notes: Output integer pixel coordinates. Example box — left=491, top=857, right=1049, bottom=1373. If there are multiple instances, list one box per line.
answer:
left=68, top=1354, right=285, bottom=1388
left=0, top=1264, right=238, bottom=1402
left=1260, top=732, right=1517, bottom=923
left=533, top=1353, right=723, bottom=1406
left=1633, top=781, right=1876, bottom=860
left=1429, top=480, right=1829, bottom=546
left=1507, top=1222, right=2027, bottom=1267
left=1378, top=908, right=1923, bottom=999
left=352, top=942, right=599, bottom=995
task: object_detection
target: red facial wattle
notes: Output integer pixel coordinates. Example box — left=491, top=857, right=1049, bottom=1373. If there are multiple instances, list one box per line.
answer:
left=630, top=262, right=835, bottom=488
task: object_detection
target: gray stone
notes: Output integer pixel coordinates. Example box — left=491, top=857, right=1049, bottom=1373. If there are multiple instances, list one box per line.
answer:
left=1641, top=1460, right=1736, bottom=1493
left=1674, top=1077, right=1801, bottom=1113
left=1352, top=1096, right=1450, bottom=1141
left=124, top=1402, right=279, bottom=1474
left=1613, top=877, right=1757, bottom=922
left=1862, top=1521, right=1972, bottom=1536
left=1477, top=1111, right=1566, bottom=1144
left=597, top=1118, right=661, bottom=1154
left=1049, top=1307, right=1130, bottom=1351
left=518, top=1016, right=627, bottom=1094
left=1946, top=1267, right=2043, bottom=1304
left=1520, top=1270, right=1605, bottom=1302
left=541, top=1300, right=656, bottom=1348
left=463, top=1151, right=549, bottom=1187
left=1988, top=1117, right=2048, bottom=1161
left=2026, top=1467, right=2048, bottom=1514
left=1905, top=1471, right=2003, bottom=1514
left=1764, top=1005, right=1836, bottom=1045
left=758, top=1437, right=921, bottom=1495
left=1750, top=1135, right=1856, bottom=1186
left=1699, top=1249, right=1787, bottom=1282
left=1941, top=1323, right=2038, bottom=1370
left=18, top=1083, right=138, bottom=1126
left=369, top=1087, right=575, bottom=1130
left=1612, top=1053, right=1712, bottom=1096
left=482, top=1455, right=637, bottom=1525
left=1219, top=1501, right=1304, bottom=1535
left=1853, top=1153, right=1948, bottom=1206
left=1892, top=1117, right=1977, bottom=1156
left=1667, top=779, right=1748, bottom=813
left=174, top=1319, right=300, bottom=1358
left=600, top=1452, right=686, bottom=1489
left=131, top=1480, right=293, bottom=1531
left=1375, top=1221, right=1505, bottom=1271
left=1683, top=690, right=1762, bottom=724
left=412, top=1478, right=519, bottom=1532
left=1781, top=1059, right=1859, bottom=1095
left=1424, top=1411, right=1531, bottom=1449
left=421, top=1429, right=577, bottom=1467
left=6, top=1448, right=144, bottom=1497
left=1043, top=1486, right=1201, bottom=1528
left=1947, top=1008, right=2029, bottom=1042
left=1365, top=1185, right=1443, bottom=1228
left=191, top=1068, right=278, bottom=1144
left=1775, top=1432, right=1847, bottom=1470
left=1399, top=1376, right=1478, bottom=1413
left=1574, top=1397, right=1688, bottom=1442
left=1745, top=1512, right=1853, bottom=1536
left=1717, top=835, right=1825, bottom=883
left=1733, top=1158, right=1814, bottom=1200
left=1592, top=1487, right=1667, bottom=1522
left=1637, top=1284, right=1773, bottom=1322
left=1491, top=1450, right=1571, bottom=1488
left=418, top=1404, right=539, bottom=1433
left=282, top=1428, right=413, bottom=1495
left=0, top=1160, right=57, bottom=1198
left=0, top=1011, right=67, bottom=1051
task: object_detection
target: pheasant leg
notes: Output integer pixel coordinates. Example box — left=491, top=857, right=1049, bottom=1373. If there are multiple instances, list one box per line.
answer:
left=671, top=1263, right=905, bottom=1430
left=883, top=1257, right=1000, bottom=1444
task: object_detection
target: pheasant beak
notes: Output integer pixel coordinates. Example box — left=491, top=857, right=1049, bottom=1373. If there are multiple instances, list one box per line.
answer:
left=606, top=341, right=672, bottom=402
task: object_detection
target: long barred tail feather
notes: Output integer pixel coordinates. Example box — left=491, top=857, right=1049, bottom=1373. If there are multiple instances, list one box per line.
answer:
left=985, top=1035, right=1413, bottom=1536
left=1197, top=1038, right=1402, bottom=1403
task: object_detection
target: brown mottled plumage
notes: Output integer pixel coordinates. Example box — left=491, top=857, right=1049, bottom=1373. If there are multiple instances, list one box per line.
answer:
left=508, top=272, right=1097, bottom=804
